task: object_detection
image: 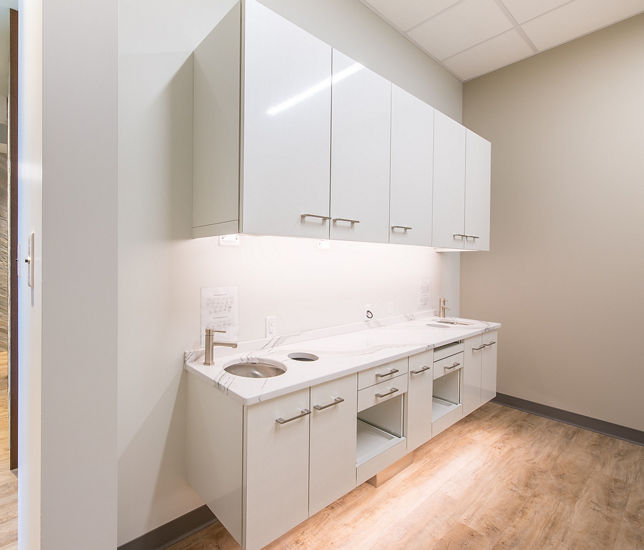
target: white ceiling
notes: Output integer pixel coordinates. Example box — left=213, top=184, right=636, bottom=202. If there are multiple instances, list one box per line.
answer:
left=361, top=0, right=644, bottom=81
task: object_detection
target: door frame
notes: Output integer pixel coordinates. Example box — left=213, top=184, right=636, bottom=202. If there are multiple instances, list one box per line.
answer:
left=9, top=7, right=18, bottom=471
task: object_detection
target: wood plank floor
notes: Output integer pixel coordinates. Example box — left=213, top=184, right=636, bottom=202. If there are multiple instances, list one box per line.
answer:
left=0, top=351, right=16, bottom=549
left=170, top=402, right=643, bottom=550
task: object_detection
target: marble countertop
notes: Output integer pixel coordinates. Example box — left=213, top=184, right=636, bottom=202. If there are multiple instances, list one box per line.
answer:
left=184, top=313, right=501, bottom=406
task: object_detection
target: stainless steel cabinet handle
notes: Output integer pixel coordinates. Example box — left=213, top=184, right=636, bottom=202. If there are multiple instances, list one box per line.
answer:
left=472, top=345, right=487, bottom=351
left=391, top=225, right=412, bottom=231
left=301, top=213, right=331, bottom=221
left=485, top=341, right=496, bottom=347
left=453, top=233, right=465, bottom=239
left=276, top=409, right=311, bottom=425
left=376, top=368, right=399, bottom=378
left=375, top=388, right=399, bottom=398
left=444, top=362, right=461, bottom=370
left=313, top=397, right=344, bottom=411
left=410, top=366, right=431, bottom=375
left=333, top=217, right=360, bottom=225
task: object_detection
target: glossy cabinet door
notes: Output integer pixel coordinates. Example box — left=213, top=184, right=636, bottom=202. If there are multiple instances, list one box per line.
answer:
left=432, top=111, right=466, bottom=249
left=331, top=50, right=391, bottom=243
left=389, top=85, right=434, bottom=246
left=406, top=351, right=433, bottom=451
left=244, top=388, right=310, bottom=550
left=465, top=130, right=491, bottom=251
left=309, top=375, right=358, bottom=516
left=242, top=0, right=332, bottom=239
left=462, top=336, right=483, bottom=416
left=481, top=332, right=498, bottom=404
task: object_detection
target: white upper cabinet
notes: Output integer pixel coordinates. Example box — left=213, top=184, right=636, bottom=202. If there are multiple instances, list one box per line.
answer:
left=432, top=111, right=466, bottom=249
left=465, top=130, right=491, bottom=251
left=193, top=0, right=492, bottom=250
left=389, top=85, right=434, bottom=246
left=432, top=114, right=491, bottom=251
left=242, top=0, right=332, bottom=239
left=193, top=0, right=332, bottom=239
left=330, top=50, right=391, bottom=243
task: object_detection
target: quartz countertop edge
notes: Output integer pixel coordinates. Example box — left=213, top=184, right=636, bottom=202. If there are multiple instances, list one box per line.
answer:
left=184, top=317, right=501, bottom=406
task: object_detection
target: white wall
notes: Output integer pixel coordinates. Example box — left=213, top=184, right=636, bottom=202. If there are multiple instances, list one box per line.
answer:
left=118, top=0, right=463, bottom=544
left=18, top=0, right=118, bottom=548
left=461, top=14, right=644, bottom=431
left=18, top=0, right=43, bottom=546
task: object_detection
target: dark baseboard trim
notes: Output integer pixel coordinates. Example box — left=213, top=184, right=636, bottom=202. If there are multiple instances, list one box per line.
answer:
left=493, top=393, right=643, bottom=446
left=118, top=505, right=216, bottom=550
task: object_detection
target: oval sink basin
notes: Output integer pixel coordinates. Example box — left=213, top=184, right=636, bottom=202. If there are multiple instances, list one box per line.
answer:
left=224, top=360, right=286, bottom=378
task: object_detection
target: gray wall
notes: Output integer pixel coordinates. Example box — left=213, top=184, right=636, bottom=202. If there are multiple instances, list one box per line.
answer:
left=461, top=14, right=644, bottom=431
left=118, top=0, right=463, bottom=544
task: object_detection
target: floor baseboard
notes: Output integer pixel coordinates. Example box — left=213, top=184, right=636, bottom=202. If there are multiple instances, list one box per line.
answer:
left=493, top=393, right=643, bottom=446
left=118, top=505, right=216, bottom=550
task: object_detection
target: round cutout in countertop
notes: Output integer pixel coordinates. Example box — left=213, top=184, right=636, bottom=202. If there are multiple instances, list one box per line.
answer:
left=288, top=352, right=319, bottom=362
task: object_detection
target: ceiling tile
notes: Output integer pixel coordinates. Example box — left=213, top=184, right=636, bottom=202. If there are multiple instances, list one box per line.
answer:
left=408, top=0, right=514, bottom=60
left=500, top=0, right=572, bottom=24
left=522, top=0, right=644, bottom=51
left=362, top=0, right=460, bottom=32
left=443, top=29, right=534, bottom=80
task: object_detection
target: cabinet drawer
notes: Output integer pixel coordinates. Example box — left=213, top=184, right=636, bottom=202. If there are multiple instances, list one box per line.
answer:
left=358, top=373, right=408, bottom=412
left=433, top=352, right=464, bottom=379
left=433, top=341, right=464, bottom=361
left=358, top=357, right=408, bottom=390
left=409, top=350, right=433, bottom=374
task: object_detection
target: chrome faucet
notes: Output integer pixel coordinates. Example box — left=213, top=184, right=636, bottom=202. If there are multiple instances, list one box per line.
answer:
left=439, top=297, right=449, bottom=318
left=204, top=328, right=238, bottom=365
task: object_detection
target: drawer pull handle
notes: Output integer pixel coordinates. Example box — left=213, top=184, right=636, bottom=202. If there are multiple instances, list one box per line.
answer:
left=391, top=225, right=412, bottom=231
left=313, top=397, right=344, bottom=411
left=453, top=233, right=465, bottom=240
left=276, top=409, right=311, bottom=425
left=485, top=341, right=497, bottom=347
left=376, top=368, right=399, bottom=378
left=301, top=213, right=331, bottom=221
left=333, top=217, right=360, bottom=225
left=472, top=345, right=487, bottom=351
left=444, top=362, right=461, bottom=370
left=410, top=366, right=431, bottom=375
left=375, top=388, right=399, bottom=398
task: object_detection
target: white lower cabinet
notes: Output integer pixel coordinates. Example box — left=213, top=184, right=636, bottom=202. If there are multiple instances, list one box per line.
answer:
left=481, top=331, right=498, bottom=404
left=245, top=388, right=310, bottom=550
left=462, top=335, right=484, bottom=416
left=187, top=332, right=499, bottom=550
left=309, top=375, right=358, bottom=516
left=406, top=350, right=433, bottom=451
left=463, top=332, right=498, bottom=415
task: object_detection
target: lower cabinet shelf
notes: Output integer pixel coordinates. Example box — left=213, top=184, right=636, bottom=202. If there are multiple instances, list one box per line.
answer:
left=432, top=397, right=460, bottom=422
left=356, top=420, right=402, bottom=465
left=356, top=419, right=406, bottom=485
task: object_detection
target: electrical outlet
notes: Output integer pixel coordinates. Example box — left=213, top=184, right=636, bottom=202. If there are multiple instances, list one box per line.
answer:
left=364, top=304, right=374, bottom=320
left=265, top=315, right=277, bottom=338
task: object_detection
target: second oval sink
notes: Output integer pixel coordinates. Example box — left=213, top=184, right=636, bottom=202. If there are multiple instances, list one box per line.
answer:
left=224, top=360, right=286, bottom=378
